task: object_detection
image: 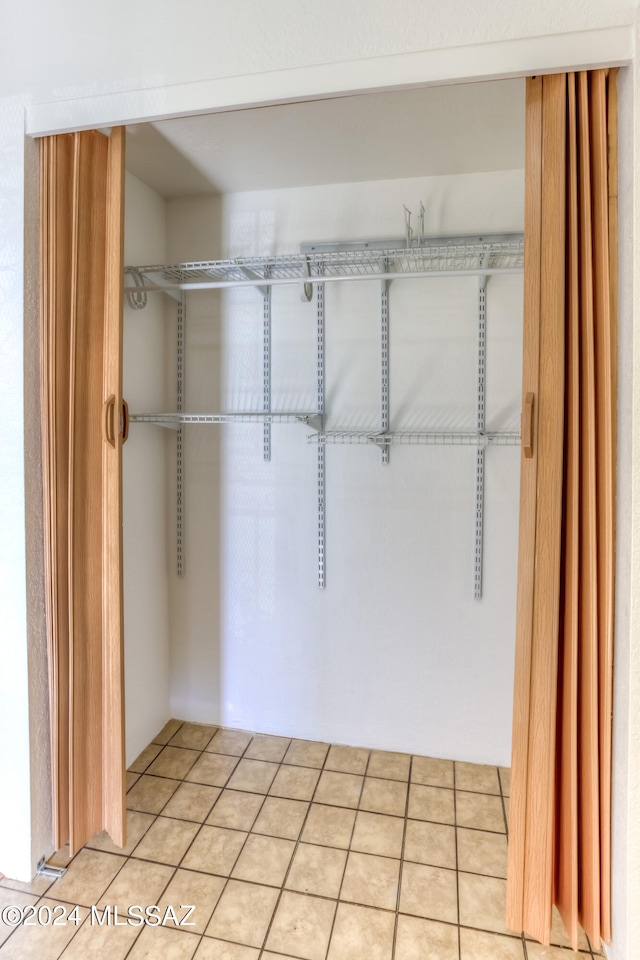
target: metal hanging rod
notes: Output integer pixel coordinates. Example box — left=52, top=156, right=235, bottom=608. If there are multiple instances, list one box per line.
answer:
left=307, top=430, right=521, bottom=447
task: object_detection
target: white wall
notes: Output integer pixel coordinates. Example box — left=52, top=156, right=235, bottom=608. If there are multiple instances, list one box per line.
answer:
left=0, top=11, right=636, bottom=956
left=122, top=173, right=171, bottom=764
left=166, top=171, right=523, bottom=765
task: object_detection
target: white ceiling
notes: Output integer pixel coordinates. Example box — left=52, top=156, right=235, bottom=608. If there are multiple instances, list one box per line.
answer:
left=126, top=79, right=525, bottom=198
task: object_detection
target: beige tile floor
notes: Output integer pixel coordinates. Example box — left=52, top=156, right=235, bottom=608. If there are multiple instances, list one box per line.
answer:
left=0, top=721, right=603, bottom=960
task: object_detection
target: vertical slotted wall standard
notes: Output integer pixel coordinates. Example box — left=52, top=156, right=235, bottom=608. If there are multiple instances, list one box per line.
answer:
left=507, top=71, right=616, bottom=951
left=40, top=128, right=126, bottom=853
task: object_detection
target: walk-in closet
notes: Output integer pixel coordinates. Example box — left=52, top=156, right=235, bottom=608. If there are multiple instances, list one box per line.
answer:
left=30, top=66, right=619, bottom=960
left=121, top=78, right=525, bottom=767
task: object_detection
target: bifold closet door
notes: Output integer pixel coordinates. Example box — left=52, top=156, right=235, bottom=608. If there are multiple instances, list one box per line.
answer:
left=41, top=127, right=126, bottom=852
left=507, top=71, right=617, bottom=951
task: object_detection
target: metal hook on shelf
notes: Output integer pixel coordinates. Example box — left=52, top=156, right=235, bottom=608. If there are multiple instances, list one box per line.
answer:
left=125, top=269, right=148, bottom=311
left=300, top=255, right=313, bottom=302
left=403, top=205, right=413, bottom=248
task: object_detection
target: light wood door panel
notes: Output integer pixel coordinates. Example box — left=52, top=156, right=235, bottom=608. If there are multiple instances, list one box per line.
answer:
left=41, top=128, right=126, bottom=853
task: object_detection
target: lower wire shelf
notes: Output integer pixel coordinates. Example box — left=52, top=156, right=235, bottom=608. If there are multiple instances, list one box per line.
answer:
left=308, top=430, right=521, bottom=447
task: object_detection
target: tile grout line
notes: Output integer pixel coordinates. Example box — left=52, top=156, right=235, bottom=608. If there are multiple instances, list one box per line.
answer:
left=319, top=750, right=372, bottom=960
left=166, top=726, right=275, bottom=947
left=256, top=741, right=339, bottom=959
left=454, top=762, right=462, bottom=960
left=115, top=722, right=245, bottom=958
left=390, top=754, right=413, bottom=960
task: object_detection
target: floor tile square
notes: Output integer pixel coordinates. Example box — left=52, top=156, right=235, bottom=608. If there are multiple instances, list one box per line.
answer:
left=231, top=833, right=295, bottom=886
left=314, top=770, right=363, bottom=808
left=367, top=750, right=411, bottom=781
left=195, top=940, right=259, bottom=959
left=456, top=791, right=505, bottom=832
left=399, top=861, right=458, bottom=923
left=269, top=764, right=320, bottom=801
left=97, top=857, right=174, bottom=913
left=266, top=891, right=336, bottom=960
left=47, top=845, right=73, bottom=868
left=458, top=872, right=510, bottom=934
left=285, top=842, right=347, bottom=898
left=58, top=914, right=139, bottom=959
left=455, top=761, right=501, bottom=795
left=0, top=874, right=51, bottom=899
left=181, top=825, right=247, bottom=876
left=395, top=914, right=459, bottom=960
left=340, top=850, right=400, bottom=910
left=126, top=924, right=199, bottom=959
left=186, top=754, right=239, bottom=788
left=460, top=928, right=525, bottom=959
left=206, top=879, right=279, bottom=947
left=206, top=790, right=264, bottom=831
left=128, top=742, right=163, bottom=773
left=162, top=782, right=222, bottom=823
left=158, top=869, right=226, bottom=934
left=153, top=719, right=183, bottom=744
left=326, top=744, right=370, bottom=775
left=407, top=784, right=455, bottom=824
left=283, top=738, right=329, bottom=768
left=350, top=811, right=405, bottom=858
left=131, top=815, right=200, bottom=865
left=457, top=826, right=508, bottom=877
left=0, top=899, right=88, bottom=959
left=127, top=775, right=180, bottom=813
left=85, top=809, right=155, bottom=856
left=48, top=849, right=126, bottom=906
left=301, top=803, right=356, bottom=848
left=169, top=722, right=218, bottom=751
left=0, top=889, right=39, bottom=947
left=411, top=756, right=454, bottom=788
left=126, top=771, right=141, bottom=791
left=360, top=776, right=407, bottom=816
left=403, top=819, right=456, bottom=869
left=205, top=729, right=253, bottom=757
left=327, top=902, right=395, bottom=960
left=226, top=758, right=279, bottom=794
left=147, top=746, right=200, bottom=780
left=244, top=733, right=290, bottom=762
left=251, top=796, right=309, bottom=840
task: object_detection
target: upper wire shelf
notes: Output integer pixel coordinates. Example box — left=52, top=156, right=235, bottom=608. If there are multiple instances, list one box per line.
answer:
left=124, top=234, right=524, bottom=296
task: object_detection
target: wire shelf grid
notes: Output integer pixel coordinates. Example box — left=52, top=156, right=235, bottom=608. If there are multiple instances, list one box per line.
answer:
left=124, top=236, right=524, bottom=292
left=307, top=430, right=521, bottom=446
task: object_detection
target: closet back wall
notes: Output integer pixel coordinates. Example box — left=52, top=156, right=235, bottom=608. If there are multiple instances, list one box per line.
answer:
left=162, top=171, right=524, bottom=765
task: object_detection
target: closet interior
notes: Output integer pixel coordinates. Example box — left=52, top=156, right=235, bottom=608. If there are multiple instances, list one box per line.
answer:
left=121, top=78, right=526, bottom=771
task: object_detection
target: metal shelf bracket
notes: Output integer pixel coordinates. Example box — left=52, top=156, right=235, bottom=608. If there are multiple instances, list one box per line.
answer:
left=177, top=292, right=186, bottom=578
left=263, top=273, right=271, bottom=461
left=316, top=276, right=326, bottom=589
left=381, top=272, right=390, bottom=465
left=474, top=272, right=488, bottom=600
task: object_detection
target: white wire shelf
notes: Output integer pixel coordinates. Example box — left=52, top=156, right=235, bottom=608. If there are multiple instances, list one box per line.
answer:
left=307, top=430, right=521, bottom=447
left=124, top=234, right=524, bottom=295
left=130, top=412, right=321, bottom=429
